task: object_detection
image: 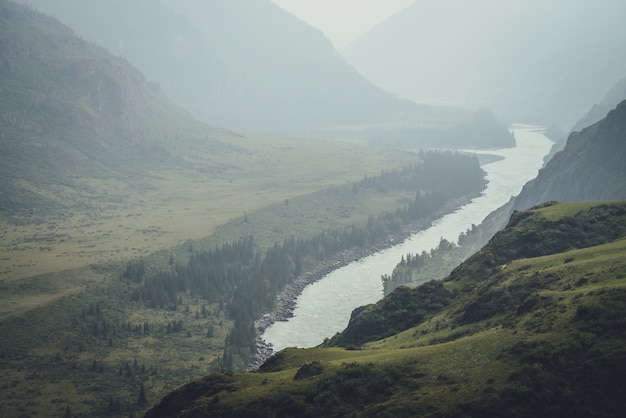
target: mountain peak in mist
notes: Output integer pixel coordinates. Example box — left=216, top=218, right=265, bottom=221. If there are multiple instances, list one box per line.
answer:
left=342, top=0, right=626, bottom=127
left=26, top=0, right=415, bottom=134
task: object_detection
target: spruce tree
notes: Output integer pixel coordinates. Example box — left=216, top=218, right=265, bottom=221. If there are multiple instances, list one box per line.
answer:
left=137, top=382, right=148, bottom=406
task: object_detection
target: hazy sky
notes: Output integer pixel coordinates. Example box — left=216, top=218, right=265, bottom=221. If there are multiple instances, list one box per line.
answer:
left=272, top=0, right=415, bottom=47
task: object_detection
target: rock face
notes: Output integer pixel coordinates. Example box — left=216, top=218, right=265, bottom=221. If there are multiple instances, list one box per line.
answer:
left=513, top=100, right=626, bottom=211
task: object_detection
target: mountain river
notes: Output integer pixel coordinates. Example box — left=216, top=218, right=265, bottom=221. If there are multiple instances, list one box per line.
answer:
left=261, top=125, right=553, bottom=352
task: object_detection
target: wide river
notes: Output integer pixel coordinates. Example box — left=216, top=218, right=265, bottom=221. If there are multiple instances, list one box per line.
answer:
left=262, top=125, right=553, bottom=352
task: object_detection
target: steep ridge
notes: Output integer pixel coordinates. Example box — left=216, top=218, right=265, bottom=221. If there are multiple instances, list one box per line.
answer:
left=573, top=77, right=626, bottom=132
left=25, top=0, right=416, bottom=134
left=513, top=100, right=626, bottom=211
left=475, top=98, right=626, bottom=243
left=545, top=76, right=626, bottom=161
left=145, top=200, right=626, bottom=417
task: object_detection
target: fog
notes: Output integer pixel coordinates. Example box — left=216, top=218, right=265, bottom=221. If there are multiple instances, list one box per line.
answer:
left=271, top=0, right=415, bottom=47
left=25, top=0, right=415, bottom=134
left=340, top=0, right=626, bottom=127
left=4, top=1, right=626, bottom=414
left=22, top=0, right=626, bottom=133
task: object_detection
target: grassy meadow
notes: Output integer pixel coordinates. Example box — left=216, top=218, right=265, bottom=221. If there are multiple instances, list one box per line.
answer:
left=1, top=133, right=417, bottom=309
left=0, top=133, right=421, bottom=417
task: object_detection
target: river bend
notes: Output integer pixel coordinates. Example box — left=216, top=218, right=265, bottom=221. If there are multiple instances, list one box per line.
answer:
left=262, top=126, right=552, bottom=352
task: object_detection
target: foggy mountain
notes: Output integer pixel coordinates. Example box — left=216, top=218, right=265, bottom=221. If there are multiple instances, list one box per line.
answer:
left=543, top=76, right=626, bottom=162
left=342, top=0, right=626, bottom=128
left=24, top=0, right=415, bottom=134
left=512, top=99, right=626, bottom=211
left=0, top=0, right=228, bottom=216
left=572, top=77, right=626, bottom=133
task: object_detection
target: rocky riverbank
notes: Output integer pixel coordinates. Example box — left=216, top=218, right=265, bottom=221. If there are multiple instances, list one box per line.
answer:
left=248, top=194, right=479, bottom=370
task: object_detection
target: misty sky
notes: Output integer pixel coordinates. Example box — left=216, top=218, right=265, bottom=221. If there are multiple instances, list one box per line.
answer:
left=271, top=0, right=415, bottom=47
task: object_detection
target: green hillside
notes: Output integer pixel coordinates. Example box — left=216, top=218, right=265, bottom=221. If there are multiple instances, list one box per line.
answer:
left=146, top=201, right=626, bottom=417
left=0, top=3, right=492, bottom=416
left=0, top=0, right=226, bottom=218
left=0, top=0, right=425, bottom=283
left=381, top=98, right=626, bottom=295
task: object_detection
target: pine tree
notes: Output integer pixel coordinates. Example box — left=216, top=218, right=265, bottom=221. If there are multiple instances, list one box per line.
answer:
left=137, top=382, right=148, bottom=406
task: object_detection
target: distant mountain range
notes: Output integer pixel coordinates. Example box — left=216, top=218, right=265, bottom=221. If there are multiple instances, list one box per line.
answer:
left=0, top=0, right=518, bottom=219
left=23, top=0, right=416, bottom=134
left=342, top=0, right=626, bottom=128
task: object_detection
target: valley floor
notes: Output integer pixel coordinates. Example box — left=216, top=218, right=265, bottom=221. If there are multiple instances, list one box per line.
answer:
left=0, top=135, right=417, bottom=319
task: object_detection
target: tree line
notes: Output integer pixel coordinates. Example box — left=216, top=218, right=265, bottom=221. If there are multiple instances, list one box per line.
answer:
left=381, top=223, right=485, bottom=294
left=122, top=150, right=487, bottom=370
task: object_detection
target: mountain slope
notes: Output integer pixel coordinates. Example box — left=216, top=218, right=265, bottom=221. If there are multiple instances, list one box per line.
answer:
left=342, top=0, right=626, bottom=127
left=145, top=201, right=626, bottom=417
left=474, top=97, right=626, bottom=247
left=0, top=0, right=427, bottom=283
left=0, top=0, right=231, bottom=217
left=25, top=0, right=415, bottom=134
left=544, top=76, right=626, bottom=162
left=513, top=100, right=626, bottom=211
left=572, top=77, right=626, bottom=132
left=378, top=90, right=626, bottom=294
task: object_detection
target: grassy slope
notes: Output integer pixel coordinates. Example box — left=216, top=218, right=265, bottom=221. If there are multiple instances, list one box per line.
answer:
left=0, top=137, right=420, bottom=417
left=145, top=201, right=626, bottom=417
left=0, top=3, right=427, bottom=416
left=0, top=131, right=416, bottom=293
left=0, top=0, right=421, bottom=297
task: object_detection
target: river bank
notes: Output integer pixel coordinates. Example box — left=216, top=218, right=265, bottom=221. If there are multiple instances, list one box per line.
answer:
left=252, top=127, right=554, bottom=368
left=249, top=193, right=479, bottom=369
